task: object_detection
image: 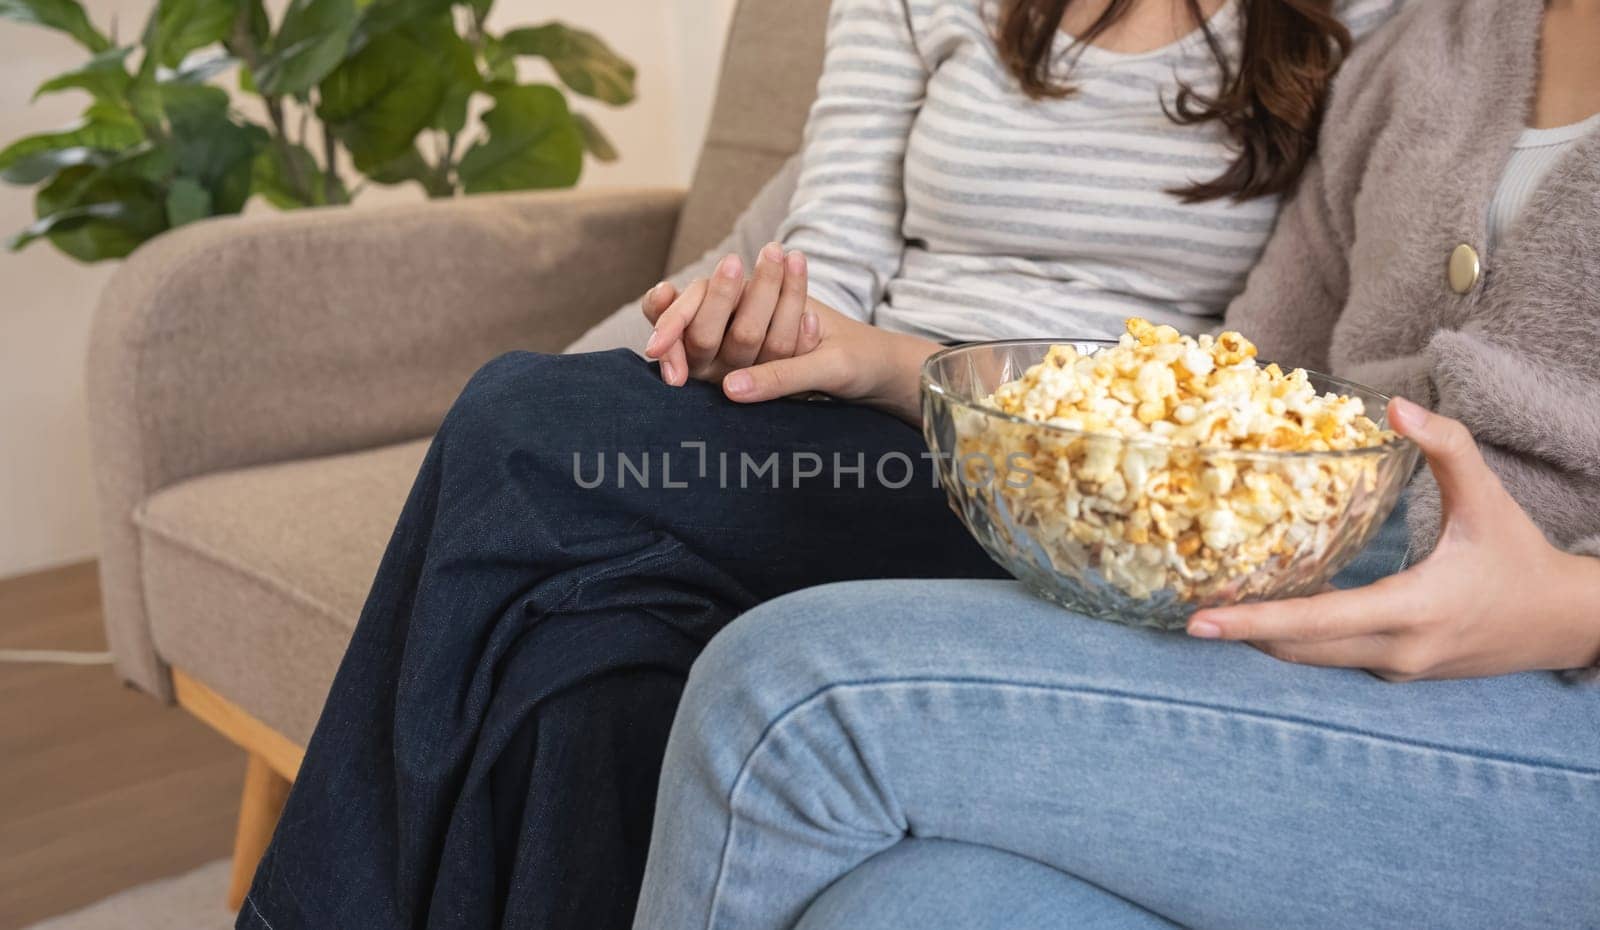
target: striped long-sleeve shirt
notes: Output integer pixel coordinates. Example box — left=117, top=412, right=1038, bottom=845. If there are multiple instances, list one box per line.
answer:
left=777, top=0, right=1404, bottom=342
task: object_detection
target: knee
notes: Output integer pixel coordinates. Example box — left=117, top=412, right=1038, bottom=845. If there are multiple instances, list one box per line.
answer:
left=692, top=585, right=851, bottom=685
left=439, top=349, right=647, bottom=449
left=663, top=587, right=864, bottom=788
left=441, top=351, right=549, bottom=445
left=454, top=348, right=645, bottom=415
left=675, top=588, right=833, bottom=736
left=679, top=582, right=902, bottom=725
left=683, top=578, right=1026, bottom=722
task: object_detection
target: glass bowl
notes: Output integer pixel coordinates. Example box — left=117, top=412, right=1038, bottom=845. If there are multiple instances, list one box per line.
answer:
left=921, top=340, right=1419, bottom=629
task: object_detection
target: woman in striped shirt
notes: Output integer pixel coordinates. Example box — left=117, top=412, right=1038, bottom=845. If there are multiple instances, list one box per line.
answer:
left=239, top=3, right=1405, bottom=930
left=643, top=0, right=1398, bottom=389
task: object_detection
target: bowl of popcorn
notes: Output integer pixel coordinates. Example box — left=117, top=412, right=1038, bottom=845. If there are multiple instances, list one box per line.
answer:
left=921, top=319, right=1420, bottom=629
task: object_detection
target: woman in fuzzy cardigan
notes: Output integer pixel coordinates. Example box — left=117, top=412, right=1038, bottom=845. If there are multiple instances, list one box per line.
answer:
left=629, top=1, right=1600, bottom=927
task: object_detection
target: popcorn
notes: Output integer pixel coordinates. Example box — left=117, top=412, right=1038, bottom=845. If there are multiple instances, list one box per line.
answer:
left=957, top=319, right=1395, bottom=604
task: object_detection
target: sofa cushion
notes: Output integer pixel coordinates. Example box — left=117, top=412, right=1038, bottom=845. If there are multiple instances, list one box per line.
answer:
left=136, top=440, right=430, bottom=745
left=667, top=0, right=829, bottom=268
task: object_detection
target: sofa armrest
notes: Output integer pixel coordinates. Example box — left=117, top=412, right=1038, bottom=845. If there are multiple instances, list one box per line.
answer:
left=88, top=187, right=685, bottom=698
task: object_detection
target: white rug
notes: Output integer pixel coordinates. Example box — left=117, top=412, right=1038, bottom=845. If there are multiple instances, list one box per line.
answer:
left=25, top=860, right=236, bottom=930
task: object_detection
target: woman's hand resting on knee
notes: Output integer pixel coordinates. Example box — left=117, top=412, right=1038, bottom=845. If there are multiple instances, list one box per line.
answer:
left=637, top=244, right=943, bottom=424
left=717, top=300, right=942, bottom=426
left=640, top=243, right=813, bottom=386
left=1189, top=398, right=1600, bottom=681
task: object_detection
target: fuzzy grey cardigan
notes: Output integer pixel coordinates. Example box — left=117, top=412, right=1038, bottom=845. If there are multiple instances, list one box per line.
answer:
left=1225, top=0, right=1600, bottom=561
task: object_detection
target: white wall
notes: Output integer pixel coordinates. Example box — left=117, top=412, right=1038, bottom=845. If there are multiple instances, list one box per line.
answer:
left=0, top=0, right=733, bottom=579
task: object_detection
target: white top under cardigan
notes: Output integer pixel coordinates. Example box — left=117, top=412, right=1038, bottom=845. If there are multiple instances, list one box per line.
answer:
left=1487, top=112, right=1600, bottom=252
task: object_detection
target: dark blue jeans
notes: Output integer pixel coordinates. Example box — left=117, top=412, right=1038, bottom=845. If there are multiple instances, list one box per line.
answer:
left=239, top=349, right=1005, bottom=930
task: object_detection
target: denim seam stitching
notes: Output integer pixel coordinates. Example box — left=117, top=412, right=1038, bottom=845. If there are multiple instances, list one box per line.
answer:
left=755, top=676, right=1600, bottom=776
left=540, top=543, right=683, bottom=616
left=245, top=895, right=276, bottom=930
left=702, top=675, right=1600, bottom=928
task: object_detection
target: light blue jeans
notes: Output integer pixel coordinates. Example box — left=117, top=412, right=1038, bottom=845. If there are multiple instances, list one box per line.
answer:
left=632, top=509, right=1600, bottom=929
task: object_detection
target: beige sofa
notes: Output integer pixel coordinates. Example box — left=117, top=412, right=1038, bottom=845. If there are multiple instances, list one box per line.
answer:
left=86, top=0, right=828, bottom=904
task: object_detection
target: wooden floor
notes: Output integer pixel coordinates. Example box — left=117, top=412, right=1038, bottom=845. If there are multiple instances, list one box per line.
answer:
left=0, top=562, right=243, bottom=930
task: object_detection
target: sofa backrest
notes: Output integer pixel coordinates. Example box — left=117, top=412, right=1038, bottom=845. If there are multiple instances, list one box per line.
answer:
left=665, top=0, right=831, bottom=270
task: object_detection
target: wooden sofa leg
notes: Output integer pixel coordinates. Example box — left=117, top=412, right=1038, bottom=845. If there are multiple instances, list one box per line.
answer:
left=227, top=753, right=292, bottom=910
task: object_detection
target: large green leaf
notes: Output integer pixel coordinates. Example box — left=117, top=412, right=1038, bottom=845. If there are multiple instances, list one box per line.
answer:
left=0, top=146, right=117, bottom=184
left=164, top=176, right=212, bottom=225
left=456, top=84, right=583, bottom=194
left=0, top=0, right=109, bottom=51
left=364, top=145, right=451, bottom=196
left=33, top=46, right=134, bottom=103
left=430, top=79, right=473, bottom=136
left=316, top=17, right=467, bottom=173
left=142, top=0, right=238, bottom=69
left=158, top=80, right=230, bottom=126
left=255, top=0, right=358, bottom=96
left=126, top=68, right=233, bottom=133
left=18, top=163, right=167, bottom=261
left=361, top=146, right=447, bottom=198
left=430, top=29, right=480, bottom=136
left=573, top=112, right=616, bottom=162
left=147, top=74, right=266, bottom=216
left=126, top=73, right=162, bottom=129
left=352, top=0, right=453, bottom=48
left=9, top=201, right=135, bottom=252
left=0, top=112, right=143, bottom=183
left=164, top=52, right=239, bottom=85
left=41, top=207, right=164, bottom=260
left=35, top=148, right=172, bottom=214
left=498, top=23, right=634, bottom=105
left=167, top=102, right=268, bottom=215
left=112, top=142, right=176, bottom=184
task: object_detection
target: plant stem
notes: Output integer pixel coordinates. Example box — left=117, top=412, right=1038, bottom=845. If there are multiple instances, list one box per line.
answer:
left=226, top=6, right=313, bottom=206
left=266, top=98, right=313, bottom=204
left=322, top=123, right=343, bottom=204
left=438, top=130, right=459, bottom=196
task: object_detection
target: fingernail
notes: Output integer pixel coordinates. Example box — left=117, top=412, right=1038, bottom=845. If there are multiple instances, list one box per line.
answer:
left=717, top=254, right=743, bottom=279
left=761, top=242, right=783, bottom=264
left=660, top=359, right=676, bottom=384
left=787, top=251, right=806, bottom=274
left=1390, top=396, right=1427, bottom=431
left=725, top=371, right=752, bottom=395
left=802, top=311, right=818, bottom=336
left=649, top=280, right=668, bottom=299
left=644, top=329, right=663, bottom=356
left=1187, top=620, right=1221, bottom=639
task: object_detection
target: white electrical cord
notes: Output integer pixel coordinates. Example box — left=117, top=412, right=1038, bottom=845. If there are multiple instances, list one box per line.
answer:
left=0, top=649, right=115, bottom=666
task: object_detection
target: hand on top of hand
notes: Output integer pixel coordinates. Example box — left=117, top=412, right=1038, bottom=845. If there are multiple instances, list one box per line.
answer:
left=1188, top=397, right=1600, bottom=681
left=637, top=244, right=942, bottom=423
left=719, top=299, right=940, bottom=426
left=639, top=242, right=811, bottom=386
left=637, top=250, right=940, bottom=422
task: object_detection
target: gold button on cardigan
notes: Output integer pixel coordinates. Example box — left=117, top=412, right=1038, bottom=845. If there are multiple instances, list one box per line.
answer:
left=1448, top=243, right=1481, bottom=294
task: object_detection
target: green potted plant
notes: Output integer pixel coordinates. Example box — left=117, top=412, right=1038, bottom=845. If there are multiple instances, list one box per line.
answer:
left=0, top=0, right=636, bottom=261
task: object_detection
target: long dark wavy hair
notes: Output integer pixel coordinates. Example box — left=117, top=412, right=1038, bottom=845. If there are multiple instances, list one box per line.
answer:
left=994, top=0, right=1352, bottom=202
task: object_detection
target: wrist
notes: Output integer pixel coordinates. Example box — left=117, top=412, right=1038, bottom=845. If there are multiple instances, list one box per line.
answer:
left=1559, top=552, right=1600, bottom=670
left=878, top=332, right=940, bottom=425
